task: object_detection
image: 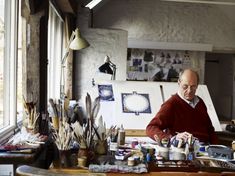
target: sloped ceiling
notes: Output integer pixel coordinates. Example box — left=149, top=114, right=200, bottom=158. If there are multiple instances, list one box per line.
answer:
left=57, top=0, right=235, bottom=21
left=160, top=0, right=235, bottom=5
left=56, top=0, right=78, bottom=14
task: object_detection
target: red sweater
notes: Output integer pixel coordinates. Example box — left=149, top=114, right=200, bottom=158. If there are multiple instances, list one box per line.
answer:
left=146, top=94, right=218, bottom=144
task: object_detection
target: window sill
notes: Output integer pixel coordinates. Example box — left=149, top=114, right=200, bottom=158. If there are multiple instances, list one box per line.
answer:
left=0, top=125, right=16, bottom=144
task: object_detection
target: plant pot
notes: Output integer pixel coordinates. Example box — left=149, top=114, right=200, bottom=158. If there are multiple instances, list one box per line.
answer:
left=54, top=150, right=72, bottom=168
left=95, top=140, right=108, bottom=155
left=78, top=147, right=95, bottom=166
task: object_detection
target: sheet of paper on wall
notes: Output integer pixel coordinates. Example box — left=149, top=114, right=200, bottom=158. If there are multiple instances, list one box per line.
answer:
left=94, top=81, right=222, bottom=131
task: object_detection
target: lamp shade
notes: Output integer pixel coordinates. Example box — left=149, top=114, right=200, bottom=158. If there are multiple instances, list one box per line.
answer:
left=69, top=28, right=90, bottom=50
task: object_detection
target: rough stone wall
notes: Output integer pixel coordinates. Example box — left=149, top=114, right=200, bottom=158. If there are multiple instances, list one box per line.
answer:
left=93, top=0, right=235, bottom=51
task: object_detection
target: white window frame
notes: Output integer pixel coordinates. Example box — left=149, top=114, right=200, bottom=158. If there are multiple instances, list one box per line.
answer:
left=0, top=0, right=18, bottom=141
left=47, top=1, right=64, bottom=100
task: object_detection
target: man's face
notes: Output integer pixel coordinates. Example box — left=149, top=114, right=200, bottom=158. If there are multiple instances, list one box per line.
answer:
left=178, top=71, right=198, bottom=101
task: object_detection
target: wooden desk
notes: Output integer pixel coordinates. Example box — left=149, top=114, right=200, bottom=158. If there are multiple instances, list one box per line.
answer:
left=0, top=146, right=42, bottom=176
left=0, top=149, right=40, bottom=165
left=16, top=165, right=235, bottom=176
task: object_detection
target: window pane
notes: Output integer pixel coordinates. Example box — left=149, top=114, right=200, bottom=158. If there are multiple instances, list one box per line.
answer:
left=47, top=3, right=64, bottom=100
left=17, top=0, right=23, bottom=122
left=0, top=0, right=5, bottom=128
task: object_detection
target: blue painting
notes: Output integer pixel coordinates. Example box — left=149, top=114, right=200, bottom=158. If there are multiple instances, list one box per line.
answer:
left=98, top=84, right=114, bottom=101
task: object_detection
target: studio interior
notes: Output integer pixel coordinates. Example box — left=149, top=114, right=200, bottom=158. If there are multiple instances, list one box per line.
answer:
left=0, top=0, right=235, bottom=175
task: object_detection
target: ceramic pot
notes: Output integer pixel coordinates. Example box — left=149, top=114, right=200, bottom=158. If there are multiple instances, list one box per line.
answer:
left=95, top=140, right=108, bottom=155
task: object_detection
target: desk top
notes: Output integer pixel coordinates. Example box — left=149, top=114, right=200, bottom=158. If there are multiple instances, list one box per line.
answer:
left=0, top=144, right=42, bottom=165
left=16, top=165, right=235, bottom=176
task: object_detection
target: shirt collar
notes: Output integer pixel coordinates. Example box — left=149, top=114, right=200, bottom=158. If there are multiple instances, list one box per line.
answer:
left=177, top=92, right=199, bottom=108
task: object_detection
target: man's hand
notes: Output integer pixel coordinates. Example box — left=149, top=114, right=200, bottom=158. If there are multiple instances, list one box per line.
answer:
left=175, top=131, right=192, bottom=147
left=176, top=131, right=191, bottom=141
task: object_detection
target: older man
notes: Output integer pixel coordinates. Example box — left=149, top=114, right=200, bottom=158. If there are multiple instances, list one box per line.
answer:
left=146, top=69, right=218, bottom=144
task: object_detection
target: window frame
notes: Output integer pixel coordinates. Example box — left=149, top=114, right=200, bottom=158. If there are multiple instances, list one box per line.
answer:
left=47, top=1, right=64, bottom=100
left=0, top=0, right=18, bottom=142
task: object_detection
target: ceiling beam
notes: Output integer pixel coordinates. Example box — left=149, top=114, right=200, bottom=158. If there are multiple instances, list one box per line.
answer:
left=56, top=0, right=78, bottom=14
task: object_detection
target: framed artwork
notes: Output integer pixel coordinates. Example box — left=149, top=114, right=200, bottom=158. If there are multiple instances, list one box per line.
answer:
left=121, top=91, right=151, bottom=115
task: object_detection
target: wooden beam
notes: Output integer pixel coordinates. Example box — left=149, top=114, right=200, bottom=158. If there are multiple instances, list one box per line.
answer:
left=56, top=0, right=78, bottom=15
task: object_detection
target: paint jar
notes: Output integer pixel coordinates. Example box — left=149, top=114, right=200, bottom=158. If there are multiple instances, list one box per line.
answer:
left=157, top=146, right=169, bottom=160
left=128, top=157, right=135, bottom=166
left=78, top=156, right=87, bottom=167
left=171, top=146, right=186, bottom=160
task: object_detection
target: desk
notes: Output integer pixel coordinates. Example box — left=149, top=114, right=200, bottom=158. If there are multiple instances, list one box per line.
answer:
left=0, top=138, right=56, bottom=175
left=16, top=165, right=235, bottom=176
left=0, top=146, right=42, bottom=176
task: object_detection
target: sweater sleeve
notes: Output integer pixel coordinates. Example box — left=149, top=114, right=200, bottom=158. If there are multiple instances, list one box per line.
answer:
left=146, top=98, right=175, bottom=141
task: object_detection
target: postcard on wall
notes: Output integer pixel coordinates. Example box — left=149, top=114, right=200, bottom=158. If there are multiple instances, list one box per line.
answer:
left=98, top=84, right=114, bottom=101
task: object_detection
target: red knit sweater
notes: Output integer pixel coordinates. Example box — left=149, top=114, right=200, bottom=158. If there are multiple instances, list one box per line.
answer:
left=146, top=94, right=218, bottom=144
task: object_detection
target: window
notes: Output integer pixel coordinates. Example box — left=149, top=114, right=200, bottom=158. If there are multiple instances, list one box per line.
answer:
left=47, top=2, right=64, bottom=100
left=0, top=0, right=4, bottom=128
left=0, top=0, right=19, bottom=140
left=17, top=0, right=23, bottom=123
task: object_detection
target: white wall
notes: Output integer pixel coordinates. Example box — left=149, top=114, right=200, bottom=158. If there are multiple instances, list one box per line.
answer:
left=93, top=0, right=235, bottom=51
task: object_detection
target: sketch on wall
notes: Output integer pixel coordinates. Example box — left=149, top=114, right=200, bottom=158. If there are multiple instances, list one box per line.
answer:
left=121, top=91, right=151, bottom=115
left=127, top=48, right=192, bottom=81
left=98, top=84, right=114, bottom=101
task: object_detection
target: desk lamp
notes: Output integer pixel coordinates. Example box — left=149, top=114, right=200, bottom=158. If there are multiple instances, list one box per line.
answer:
left=98, top=56, right=116, bottom=80
left=60, top=28, right=89, bottom=99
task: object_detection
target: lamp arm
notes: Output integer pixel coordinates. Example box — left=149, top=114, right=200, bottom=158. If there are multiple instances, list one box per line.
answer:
left=108, top=61, right=116, bottom=80
left=61, top=30, right=76, bottom=65
left=108, top=61, right=116, bottom=68
left=60, top=30, right=76, bottom=99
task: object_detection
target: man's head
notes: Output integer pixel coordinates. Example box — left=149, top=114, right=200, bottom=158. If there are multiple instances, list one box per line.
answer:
left=178, top=69, right=199, bottom=101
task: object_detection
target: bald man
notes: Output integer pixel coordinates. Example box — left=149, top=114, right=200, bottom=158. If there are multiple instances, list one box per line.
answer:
left=146, top=69, right=218, bottom=144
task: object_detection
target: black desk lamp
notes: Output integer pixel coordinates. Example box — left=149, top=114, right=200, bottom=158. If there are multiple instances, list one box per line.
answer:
left=98, top=56, right=116, bottom=80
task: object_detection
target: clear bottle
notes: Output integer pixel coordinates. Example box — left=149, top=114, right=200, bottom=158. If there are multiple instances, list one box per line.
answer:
left=117, top=124, right=125, bottom=146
